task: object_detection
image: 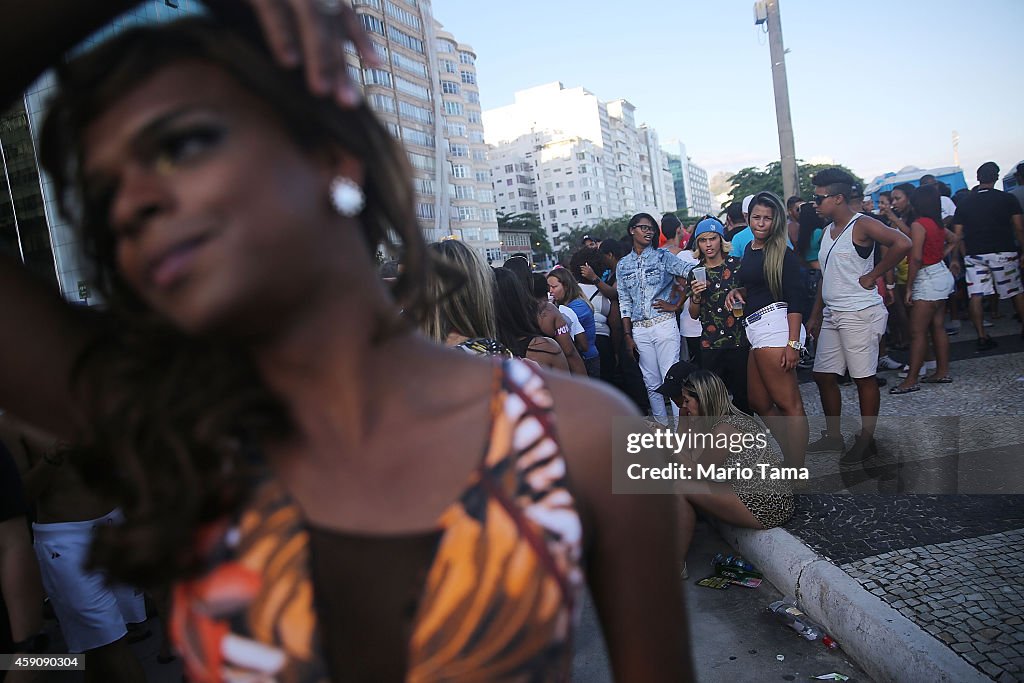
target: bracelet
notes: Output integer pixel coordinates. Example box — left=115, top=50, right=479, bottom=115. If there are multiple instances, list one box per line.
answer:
left=885, top=284, right=896, bottom=290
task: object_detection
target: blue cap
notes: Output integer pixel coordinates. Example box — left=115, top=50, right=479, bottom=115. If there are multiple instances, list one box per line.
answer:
left=694, top=218, right=725, bottom=238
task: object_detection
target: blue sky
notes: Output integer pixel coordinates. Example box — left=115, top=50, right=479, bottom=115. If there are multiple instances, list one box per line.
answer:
left=434, top=0, right=1024, bottom=189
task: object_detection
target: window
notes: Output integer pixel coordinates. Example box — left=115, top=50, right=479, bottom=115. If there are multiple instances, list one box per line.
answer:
left=559, top=209, right=567, bottom=214
left=408, top=151, right=435, bottom=171
left=481, top=208, right=496, bottom=223
left=551, top=223, right=559, bottom=232
left=402, top=127, right=434, bottom=148
left=449, top=143, right=468, bottom=157
left=369, top=93, right=396, bottom=113
left=555, top=182, right=561, bottom=188
left=465, top=91, right=480, bottom=104
left=444, top=100, right=464, bottom=116
left=414, top=178, right=434, bottom=195
left=460, top=71, right=476, bottom=85
left=579, top=165, right=587, bottom=174
left=469, top=131, right=484, bottom=143
left=547, top=196, right=555, bottom=205
left=446, top=122, right=466, bottom=137
left=583, top=191, right=591, bottom=200
left=459, top=51, right=475, bottom=64
left=362, top=68, right=392, bottom=87
left=398, top=100, right=432, bottom=124
left=568, top=181, right=574, bottom=188
left=441, top=80, right=460, bottom=95
left=416, top=202, right=435, bottom=219
left=385, top=121, right=400, bottom=138
left=451, top=164, right=469, bottom=178
left=436, top=39, right=455, bottom=53
left=391, top=51, right=427, bottom=77
left=569, top=194, right=576, bottom=202
left=454, top=185, right=475, bottom=200
left=359, top=14, right=385, bottom=35
left=387, top=26, right=423, bottom=52
left=395, top=76, right=430, bottom=100
left=467, top=110, right=482, bottom=124
left=571, top=208, right=578, bottom=217
left=576, top=152, right=586, bottom=160
left=475, top=171, right=490, bottom=183
left=505, top=179, right=513, bottom=186
left=384, top=0, right=421, bottom=29
left=353, top=0, right=382, bottom=8
left=584, top=205, right=593, bottom=214
left=549, top=210, right=557, bottom=219
left=441, top=59, right=457, bottom=74
left=347, top=64, right=362, bottom=85
left=478, top=189, right=494, bottom=203
left=472, top=149, right=486, bottom=161
left=457, top=206, right=478, bottom=221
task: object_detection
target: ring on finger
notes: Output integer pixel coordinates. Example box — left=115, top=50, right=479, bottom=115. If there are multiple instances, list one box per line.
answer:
left=313, top=0, right=344, bottom=15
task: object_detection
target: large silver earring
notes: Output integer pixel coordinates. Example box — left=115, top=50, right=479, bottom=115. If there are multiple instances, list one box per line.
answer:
left=330, top=176, right=365, bottom=217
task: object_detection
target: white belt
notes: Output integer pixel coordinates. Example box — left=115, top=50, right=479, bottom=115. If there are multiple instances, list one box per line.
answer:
left=634, top=313, right=675, bottom=328
left=742, top=302, right=788, bottom=327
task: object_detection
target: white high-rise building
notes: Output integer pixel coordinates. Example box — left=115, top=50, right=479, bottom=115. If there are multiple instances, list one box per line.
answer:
left=665, top=141, right=714, bottom=217
left=484, top=82, right=676, bottom=249
left=349, top=0, right=500, bottom=260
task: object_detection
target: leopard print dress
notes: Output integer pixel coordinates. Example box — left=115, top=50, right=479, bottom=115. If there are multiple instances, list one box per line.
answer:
left=711, top=412, right=794, bottom=529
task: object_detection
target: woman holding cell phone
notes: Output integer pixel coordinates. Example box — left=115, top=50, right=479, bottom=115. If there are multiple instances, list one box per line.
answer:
left=686, top=218, right=751, bottom=413
left=724, top=193, right=809, bottom=468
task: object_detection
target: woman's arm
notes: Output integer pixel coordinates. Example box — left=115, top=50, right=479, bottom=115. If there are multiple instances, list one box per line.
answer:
left=905, top=222, right=926, bottom=295
left=0, top=255, right=105, bottom=436
left=942, top=227, right=960, bottom=259
left=549, top=378, right=694, bottom=682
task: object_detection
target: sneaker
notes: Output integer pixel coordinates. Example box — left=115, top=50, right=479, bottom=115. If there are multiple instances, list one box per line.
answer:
left=807, top=432, right=846, bottom=453
left=977, top=337, right=998, bottom=352
left=877, top=355, right=903, bottom=370
left=897, top=364, right=931, bottom=379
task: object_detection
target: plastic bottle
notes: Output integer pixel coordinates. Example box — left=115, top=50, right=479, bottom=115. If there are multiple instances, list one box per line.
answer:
left=767, top=600, right=830, bottom=641
left=712, top=553, right=757, bottom=573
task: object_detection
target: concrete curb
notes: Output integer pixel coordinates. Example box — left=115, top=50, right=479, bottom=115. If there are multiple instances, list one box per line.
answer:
left=712, top=522, right=992, bottom=683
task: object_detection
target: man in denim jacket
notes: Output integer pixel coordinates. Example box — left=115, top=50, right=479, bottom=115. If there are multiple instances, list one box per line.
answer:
left=617, top=213, right=695, bottom=425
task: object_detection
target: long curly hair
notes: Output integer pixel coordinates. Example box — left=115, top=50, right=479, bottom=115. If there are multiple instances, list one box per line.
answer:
left=37, top=17, right=428, bottom=586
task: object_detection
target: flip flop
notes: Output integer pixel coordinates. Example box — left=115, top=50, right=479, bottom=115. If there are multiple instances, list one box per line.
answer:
left=889, top=384, right=921, bottom=395
left=921, top=375, right=953, bottom=384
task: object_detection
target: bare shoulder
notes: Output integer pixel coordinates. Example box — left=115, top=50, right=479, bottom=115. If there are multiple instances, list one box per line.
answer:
left=528, top=335, right=561, bottom=354
left=542, top=371, right=639, bottom=451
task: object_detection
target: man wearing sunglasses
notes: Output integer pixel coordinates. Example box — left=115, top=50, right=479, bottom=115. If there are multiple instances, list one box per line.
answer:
left=617, top=213, right=694, bottom=426
left=806, top=168, right=911, bottom=462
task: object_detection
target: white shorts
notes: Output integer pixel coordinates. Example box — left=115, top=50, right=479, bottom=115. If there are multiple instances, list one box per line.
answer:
left=812, top=304, right=888, bottom=379
left=32, top=509, right=147, bottom=652
left=965, top=252, right=1022, bottom=299
left=912, top=262, right=955, bottom=302
left=744, top=305, right=806, bottom=349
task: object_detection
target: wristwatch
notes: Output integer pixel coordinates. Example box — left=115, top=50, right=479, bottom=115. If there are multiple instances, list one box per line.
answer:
left=787, top=340, right=804, bottom=351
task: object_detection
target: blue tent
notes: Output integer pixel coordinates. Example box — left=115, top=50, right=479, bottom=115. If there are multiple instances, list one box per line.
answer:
left=864, top=166, right=967, bottom=201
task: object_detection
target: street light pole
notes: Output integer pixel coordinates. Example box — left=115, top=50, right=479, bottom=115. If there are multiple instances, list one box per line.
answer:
left=759, top=0, right=799, bottom=200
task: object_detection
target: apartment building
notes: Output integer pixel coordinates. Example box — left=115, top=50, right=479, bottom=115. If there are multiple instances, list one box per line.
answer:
left=665, top=141, right=714, bottom=217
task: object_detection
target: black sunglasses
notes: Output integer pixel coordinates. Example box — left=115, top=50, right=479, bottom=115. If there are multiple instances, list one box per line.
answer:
left=813, top=193, right=840, bottom=205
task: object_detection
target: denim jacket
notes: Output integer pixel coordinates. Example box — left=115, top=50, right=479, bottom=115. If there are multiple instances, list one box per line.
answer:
left=616, top=247, right=694, bottom=321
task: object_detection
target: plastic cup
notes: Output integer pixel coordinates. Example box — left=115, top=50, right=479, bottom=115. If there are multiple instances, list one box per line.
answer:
left=692, top=267, right=707, bottom=282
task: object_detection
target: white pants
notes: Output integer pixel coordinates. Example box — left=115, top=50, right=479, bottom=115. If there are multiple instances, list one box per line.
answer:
left=634, top=317, right=681, bottom=425
left=32, top=509, right=147, bottom=652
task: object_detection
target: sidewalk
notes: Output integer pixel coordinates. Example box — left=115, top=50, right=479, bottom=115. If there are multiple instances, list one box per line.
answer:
left=715, top=316, right=1024, bottom=682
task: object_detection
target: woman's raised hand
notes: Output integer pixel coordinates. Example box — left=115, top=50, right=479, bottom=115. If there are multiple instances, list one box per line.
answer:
left=243, top=0, right=381, bottom=106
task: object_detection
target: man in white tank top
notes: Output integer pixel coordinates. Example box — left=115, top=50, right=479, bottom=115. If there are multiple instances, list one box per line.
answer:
left=805, top=169, right=911, bottom=462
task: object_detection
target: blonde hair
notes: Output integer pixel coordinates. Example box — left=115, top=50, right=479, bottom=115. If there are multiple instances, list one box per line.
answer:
left=423, top=241, right=497, bottom=343
left=547, top=267, right=593, bottom=310
left=691, top=233, right=732, bottom=261
left=749, top=192, right=788, bottom=301
left=681, top=369, right=752, bottom=431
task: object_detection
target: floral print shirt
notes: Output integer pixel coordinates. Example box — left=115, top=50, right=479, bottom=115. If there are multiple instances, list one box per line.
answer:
left=687, top=255, right=746, bottom=349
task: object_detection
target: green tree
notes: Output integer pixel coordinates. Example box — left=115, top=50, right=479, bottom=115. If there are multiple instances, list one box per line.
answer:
left=723, top=161, right=864, bottom=210
left=555, top=215, right=634, bottom=262
left=496, top=211, right=551, bottom=264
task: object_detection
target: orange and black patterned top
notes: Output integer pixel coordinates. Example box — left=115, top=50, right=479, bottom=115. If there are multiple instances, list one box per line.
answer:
left=171, top=359, right=584, bottom=682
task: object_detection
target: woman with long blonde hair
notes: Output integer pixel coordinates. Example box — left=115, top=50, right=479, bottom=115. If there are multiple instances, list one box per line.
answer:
left=725, top=192, right=809, bottom=467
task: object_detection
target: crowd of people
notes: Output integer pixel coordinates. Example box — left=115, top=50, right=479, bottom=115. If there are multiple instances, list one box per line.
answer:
left=0, top=3, right=1022, bottom=682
